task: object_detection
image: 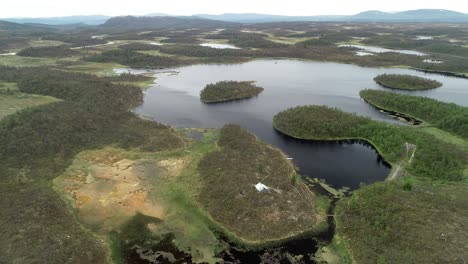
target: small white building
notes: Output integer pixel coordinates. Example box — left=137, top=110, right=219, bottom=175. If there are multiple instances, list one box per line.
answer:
left=255, top=183, right=270, bottom=192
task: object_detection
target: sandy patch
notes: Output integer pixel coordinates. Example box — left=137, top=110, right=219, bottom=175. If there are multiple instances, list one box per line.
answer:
left=54, top=150, right=189, bottom=233
left=157, top=157, right=191, bottom=177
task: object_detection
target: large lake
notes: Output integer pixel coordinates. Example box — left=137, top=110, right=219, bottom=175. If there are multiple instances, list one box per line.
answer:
left=117, top=59, right=468, bottom=189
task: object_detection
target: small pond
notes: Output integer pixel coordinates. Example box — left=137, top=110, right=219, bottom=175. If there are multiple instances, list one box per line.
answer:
left=200, top=43, right=240, bottom=49
left=415, top=36, right=434, bottom=40
left=339, top=44, right=427, bottom=56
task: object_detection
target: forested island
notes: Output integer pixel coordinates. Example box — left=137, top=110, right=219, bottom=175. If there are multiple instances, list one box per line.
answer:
left=200, top=81, right=264, bottom=103
left=374, top=74, right=442, bottom=90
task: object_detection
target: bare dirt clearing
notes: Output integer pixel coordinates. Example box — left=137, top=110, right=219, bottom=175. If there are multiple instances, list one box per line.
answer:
left=54, top=148, right=189, bottom=233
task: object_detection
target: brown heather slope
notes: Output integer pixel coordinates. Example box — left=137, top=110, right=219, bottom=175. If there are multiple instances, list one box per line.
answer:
left=197, top=124, right=329, bottom=242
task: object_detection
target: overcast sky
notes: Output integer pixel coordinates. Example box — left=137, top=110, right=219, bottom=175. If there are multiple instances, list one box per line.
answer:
left=2, top=0, right=468, bottom=18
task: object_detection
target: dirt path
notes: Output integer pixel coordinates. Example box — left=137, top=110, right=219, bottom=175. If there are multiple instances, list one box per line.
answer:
left=389, top=142, right=416, bottom=181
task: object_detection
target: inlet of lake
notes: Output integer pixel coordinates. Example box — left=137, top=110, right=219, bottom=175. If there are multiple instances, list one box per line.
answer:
left=116, top=59, right=468, bottom=190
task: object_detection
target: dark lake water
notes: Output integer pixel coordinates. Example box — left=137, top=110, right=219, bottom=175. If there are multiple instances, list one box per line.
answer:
left=117, top=59, right=468, bottom=190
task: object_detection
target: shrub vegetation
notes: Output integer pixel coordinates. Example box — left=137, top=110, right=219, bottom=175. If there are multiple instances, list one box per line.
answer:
left=0, top=66, right=184, bottom=263
left=160, top=44, right=247, bottom=57
left=43, top=34, right=107, bottom=47
left=118, top=43, right=162, bottom=51
left=336, top=182, right=468, bottom=264
left=360, top=89, right=468, bottom=140
left=197, top=124, right=328, bottom=241
left=200, top=81, right=264, bottom=103
left=374, top=74, right=442, bottom=90
left=85, top=49, right=181, bottom=68
left=206, top=30, right=288, bottom=49
left=17, top=45, right=79, bottom=58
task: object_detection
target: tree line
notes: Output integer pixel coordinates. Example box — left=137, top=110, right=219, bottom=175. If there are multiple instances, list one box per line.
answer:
left=17, top=45, right=79, bottom=58
left=84, top=49, right=182, bottom=68
left=360, top=89, right=468, bottom=140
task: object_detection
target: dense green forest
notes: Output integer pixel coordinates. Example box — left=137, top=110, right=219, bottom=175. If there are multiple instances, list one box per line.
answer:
left=373, top=74, right=442, bottom=90
left=273, top=105, right=467, bottom=181
left=360, top=89, right=468, bottom=139
left=200, top=81, right=264, bottom=103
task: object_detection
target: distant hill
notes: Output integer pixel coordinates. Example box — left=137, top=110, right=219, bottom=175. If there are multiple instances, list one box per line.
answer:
left=2, top=15, right=110, bottom=25
left=196, top=9, right=468, bottom=23
left=349, top=9, right=468, bottom=22
left=3, top=9, right=468, bottom=26
left=349, top=11, right=393, bottom=21
left=102, top=16, right=235, bottom=29
left=0, top=20, right=42, bottom=30
left=195, top=13, right=345, bottom=23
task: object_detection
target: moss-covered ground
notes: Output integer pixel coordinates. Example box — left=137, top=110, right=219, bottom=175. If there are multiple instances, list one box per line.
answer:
left=0, top=82, right=59, bottom=120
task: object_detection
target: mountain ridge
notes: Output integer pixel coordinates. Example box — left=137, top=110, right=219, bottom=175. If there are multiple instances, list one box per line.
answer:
left=197, top=9, right=468, bottom=23
left=2, top=9, right=468, bottom=25
left=2, top=15, right=110, bottom=25
left=101, top=15, right=235, bottom=29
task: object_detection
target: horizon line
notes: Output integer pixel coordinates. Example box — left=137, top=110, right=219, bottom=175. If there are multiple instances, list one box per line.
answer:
left=2, top=8, right=468, bottom=19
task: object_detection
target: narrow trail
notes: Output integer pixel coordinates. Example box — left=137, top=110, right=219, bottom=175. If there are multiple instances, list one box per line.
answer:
left=169, top=128, right=188, bottom=150
left=389, top=142, right=416, bottom=181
